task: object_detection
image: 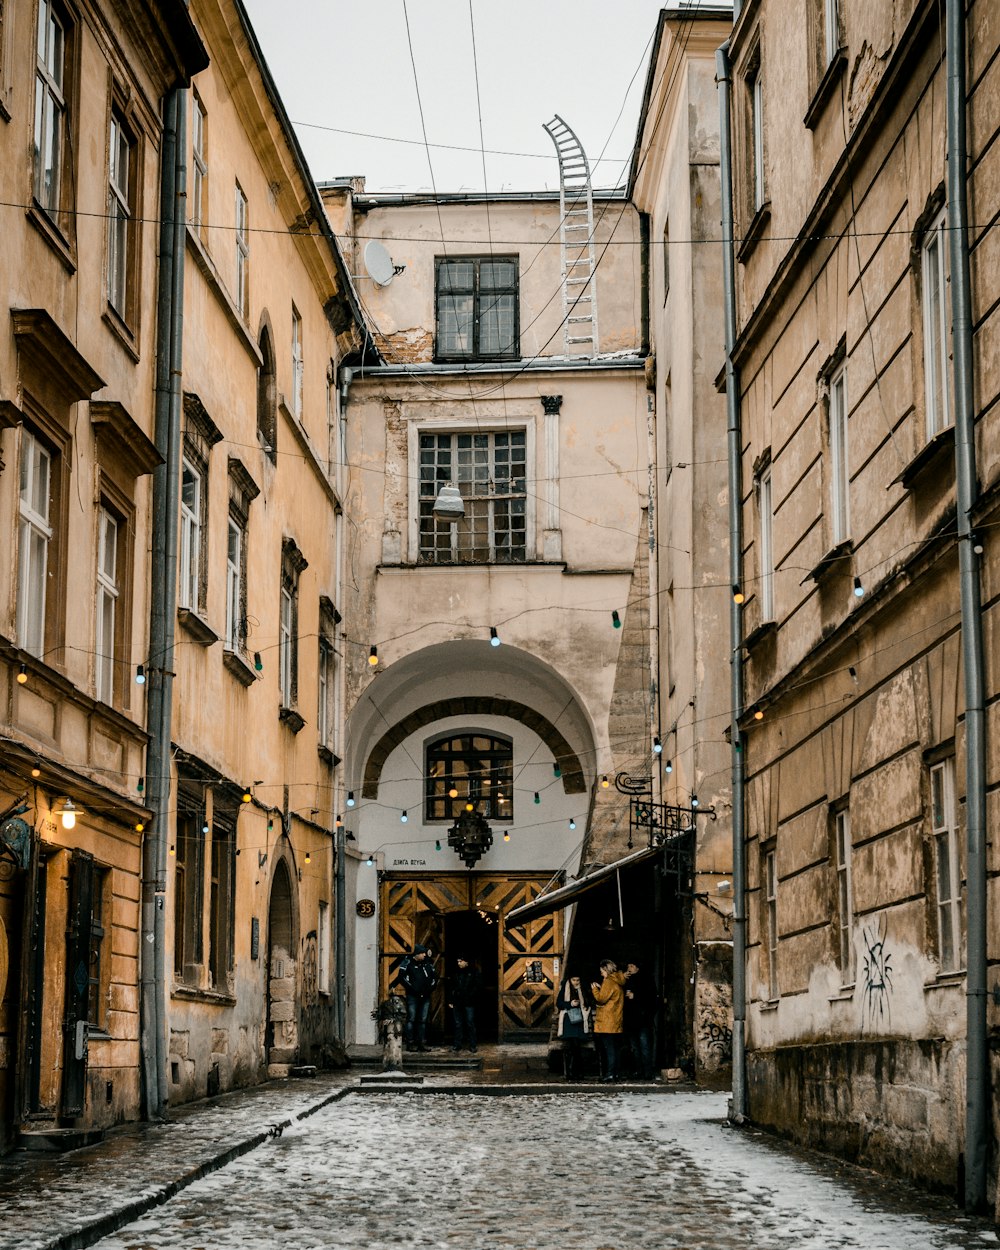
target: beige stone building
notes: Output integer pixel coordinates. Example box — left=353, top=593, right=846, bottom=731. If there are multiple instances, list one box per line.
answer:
left=720, top=0, right=999, bottom=1200
left=0, top=0, right=205, bottom=1148
left=322, top=177, right=672, bottom=1054
left=630, top=5, right=736, bottom=1079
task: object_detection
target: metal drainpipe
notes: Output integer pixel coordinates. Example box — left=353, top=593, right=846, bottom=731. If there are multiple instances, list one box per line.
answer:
left=946, top=0, right=987, bottom=1213
left=717, top=40, right=747, bottom=1123
left=141, top=86, right=187, bottom=1121
left=335, top=826, right=347, bottom=1041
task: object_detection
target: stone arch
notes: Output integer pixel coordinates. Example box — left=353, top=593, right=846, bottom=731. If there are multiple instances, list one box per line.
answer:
left=362, top=696, right=587, bottom=799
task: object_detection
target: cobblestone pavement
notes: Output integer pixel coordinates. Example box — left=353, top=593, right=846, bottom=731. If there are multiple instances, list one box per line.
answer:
left=85, top=1090, right=997, bottom=1250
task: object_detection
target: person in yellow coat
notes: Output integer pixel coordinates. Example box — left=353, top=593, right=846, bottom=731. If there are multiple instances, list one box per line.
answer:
left=591, top=959, right=627, bottom=1082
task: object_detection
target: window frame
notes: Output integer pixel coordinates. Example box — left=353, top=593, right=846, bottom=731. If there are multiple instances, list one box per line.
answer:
left=33, top=0, right=67, bottom=218
left=834, top=808, right=854, bottom=985
left=17, top=428, right=53, bottom=656
left=416, top=426, right=529, bottom=565
left=225, top=515, right=243, bottom=652
left=208, top=801, right=236, bottom=991
left=921, top=208, right=952, bottom=440
left=824, top=0, right=841, bottom=66
left=749, top=56, right=765, bottom=215
left=173, top=795, right=205, bottom=984
left=234, top=181, right=249, bottom=319
left=106, top=104, right=139, bottom=325
left=179, top=455, right=203, bottom=614
left=828, top=363, right=849, bottom=546
left=424, top=731, right=514, bottom=824
left=279, top=537, right=308, bottom=715
left=317, top=900, right=331, bottom=996
left=191, top=90, right=207, bottom=232
left=764, top=846, right=778, bottom=1000
left=756, top=463, right=774, bottom=622
left=930, top=758, right=962, bottom=973
left=434, top=255, right=520, bottom=362
left=95, top=503, right=120, bottom=705
left=291, top=305, right=304, bottom=419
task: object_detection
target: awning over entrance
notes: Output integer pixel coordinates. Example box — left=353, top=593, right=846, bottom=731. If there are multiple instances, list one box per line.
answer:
left=504, top=844, right=663, bottom=927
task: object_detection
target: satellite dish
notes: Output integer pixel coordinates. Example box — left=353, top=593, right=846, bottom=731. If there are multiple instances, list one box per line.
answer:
left=364, top=240, right=396, bottom=287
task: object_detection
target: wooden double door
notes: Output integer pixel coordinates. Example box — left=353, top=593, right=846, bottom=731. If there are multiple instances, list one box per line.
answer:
left=380, top=873, right=562, bottom=1041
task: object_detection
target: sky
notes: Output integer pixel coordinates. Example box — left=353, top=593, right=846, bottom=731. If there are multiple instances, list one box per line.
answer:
left=240, top=1, right=686, bottom=195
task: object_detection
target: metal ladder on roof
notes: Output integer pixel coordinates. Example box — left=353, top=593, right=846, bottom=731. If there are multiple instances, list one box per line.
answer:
left=543, top=114, right=599, bottom=359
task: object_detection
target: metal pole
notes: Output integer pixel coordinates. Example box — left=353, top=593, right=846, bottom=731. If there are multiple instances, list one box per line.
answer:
left=717, top=41, right=747, bottom=1123
left=335, top=825, right=347, bottom=1040
left=141, top=87, right=178, bottom=1122
left=946, top=0, right=987, bottom=1213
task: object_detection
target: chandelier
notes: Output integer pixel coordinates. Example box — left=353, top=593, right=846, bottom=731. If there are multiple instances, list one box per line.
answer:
left=447, top=808, right=494, bottom=868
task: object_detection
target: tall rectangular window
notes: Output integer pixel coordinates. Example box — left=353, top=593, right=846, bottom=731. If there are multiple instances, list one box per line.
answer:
left=834, top=809, right=854, bottom=983
left=235, top=183, right=249, bottom=318
left=418, top=430, right=527, bottom=564
left=318, top=635, right=334, bottom=750
left=107, top=110, right=133, bottom=315
left=278, top=539, right=307, bottom=713
left=829, top=365, right=849, bottom=545
left=179, top=457, right=202, bottom=612
left=317, top=901, right=331, bottom=995
left=291, top=306, right=303, bottom=418
left=750, top=65, right=765, bottom=212
left=173, top=803, right=204, bottom=982
left=34, top=0, right=66, bottom=214
left=922, top=209, right=952, bottom=438
left=662, top=221, right=670, bottom=303
left=17, top=431, right=52, bottom=655
left=86, top=867, right=109, bottom=1029
left=824, top=0, right=840, bottom=65
left=225, top=517, right=243, bottom=652
left=757, top=465, right=774, bottom=621
left=930, top=759, right=962, bottom=972
left=764, top=847, right=778, bottom=999
left=95, top=506, right=119, bottom=705
left=191, top=92, right=207, bottom=229
left=435, top=257, right=518, bottom=361
left=279, top=583, right=294, bottom=705
left=209, top=812, right=236, bottom=990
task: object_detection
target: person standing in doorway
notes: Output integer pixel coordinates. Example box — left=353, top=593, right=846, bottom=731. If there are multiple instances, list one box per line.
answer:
left=447, top=955, right=482, bottom=1053
left=623, top=960, right=656, bottom=1080
left=591, top=959, right=626, bottom=1082
left=556, top=972, right=593, bottom=1081
left=398, top=944, right=437, bottom=1052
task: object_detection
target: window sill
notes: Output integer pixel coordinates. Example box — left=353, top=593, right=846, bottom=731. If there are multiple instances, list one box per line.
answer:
left=743, top=618, right=777, bottom=651
left=171, top=984, right=237, bottom=1007
left=26, top=201, right=77, bottom=274
left=737, top=202, right=771, bottom=264
left=893, top=425, right=955, bottom=492
left=279, top=705, right=306, bottom=734
left=804, top=50, right=847, bottom=130
left=178, top=607, right=218, bottom=647
left=758, top=998, right=779, bottom=1012
left=924, top=971, right=965, bottom=989
left=828, top=985, right=855, bottom=1002
left=318, top=745, right=341, bottom=768
left=802, top=539, right=853, bottom=586
left=102, top=306, right=140, bottom=363
left=223, top=648, right=257, bottom=687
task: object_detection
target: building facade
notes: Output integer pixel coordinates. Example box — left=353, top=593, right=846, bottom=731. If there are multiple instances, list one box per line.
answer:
left=0, top=0, right=205, bottom=1149
left=721, top=0, right=999, bottom=1194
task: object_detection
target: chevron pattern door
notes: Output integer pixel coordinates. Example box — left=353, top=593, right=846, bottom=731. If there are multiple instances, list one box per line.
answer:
left=380, top=873, right=563, bottom=1040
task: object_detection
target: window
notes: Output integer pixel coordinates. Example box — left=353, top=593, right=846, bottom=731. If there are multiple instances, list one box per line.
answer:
left=930, top=759, right=962, bottom=972
left=418, top=430, right=527, bottom=564
left=756, top=464, right=774, bottom=620
left=179, top=457, right=202, bottom=612
left=279, top=538, right=308, bottom=714
left=17, top=430, right=52, bottom=655
left=225, top=516, right=243, bottom=651
left=191, top=92, right=207, bottom=230
left=257, top=324, right=277, bottom=457
left=425, top=733, right=514, bottom=823
left=33, top=0, right=67, bottom=216
left=291, top=306, right=303, bottom=419
left=829, top=365, right=849, bottom=545
left=318, top=634, right=334, bottom=751
left=824, top=0, right=840, bottom=65
left=834, top=809, right=854, bottom=983
left=235, top=182, right=249, bottom=318
left=764, top=847, right=778, bottom=999
left=107, top=109, right=136, bottom=318
left=750, top=65, right=765, bottom=213
left=95, top=505, right=119, bottom=704
left=922, top=209, right=952, bottom=438
left=435, top=256, right=518, bottom=360
left=208, top=803, right=236, bottom=991
left=317, top=901, right=331, bottom=996
left=662, top=221, right=670, bottom=304
left=173, top=801, right=204, bottom=982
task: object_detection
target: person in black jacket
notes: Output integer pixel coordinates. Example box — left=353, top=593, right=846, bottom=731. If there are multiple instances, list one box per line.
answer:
left=398, top=944, right=437, bottom=1051
left=447, top=956, right=482, bottom=1052
left=623, top=960, right=657, bottom=1080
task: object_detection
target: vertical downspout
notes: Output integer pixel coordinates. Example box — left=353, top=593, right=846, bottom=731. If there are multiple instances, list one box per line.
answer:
left=946, top=0, right=987, bottom=1213
left=142, top=86, right=187, bottom=1121
left=335, top=826, right=347, bottom=1040
left=717, top=40, right=747, bottom=1123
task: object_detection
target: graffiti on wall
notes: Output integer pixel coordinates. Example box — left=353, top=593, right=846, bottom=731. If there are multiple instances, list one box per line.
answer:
left=861, top=914, right=892, bottom=1030
left=302, top=932, right=318, bottom=1008
left=696, top=980, right=733, bottom=1070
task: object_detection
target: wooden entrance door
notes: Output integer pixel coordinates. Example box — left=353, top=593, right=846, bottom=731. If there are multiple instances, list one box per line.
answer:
left=380, top=873, right=562, bottom=1041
